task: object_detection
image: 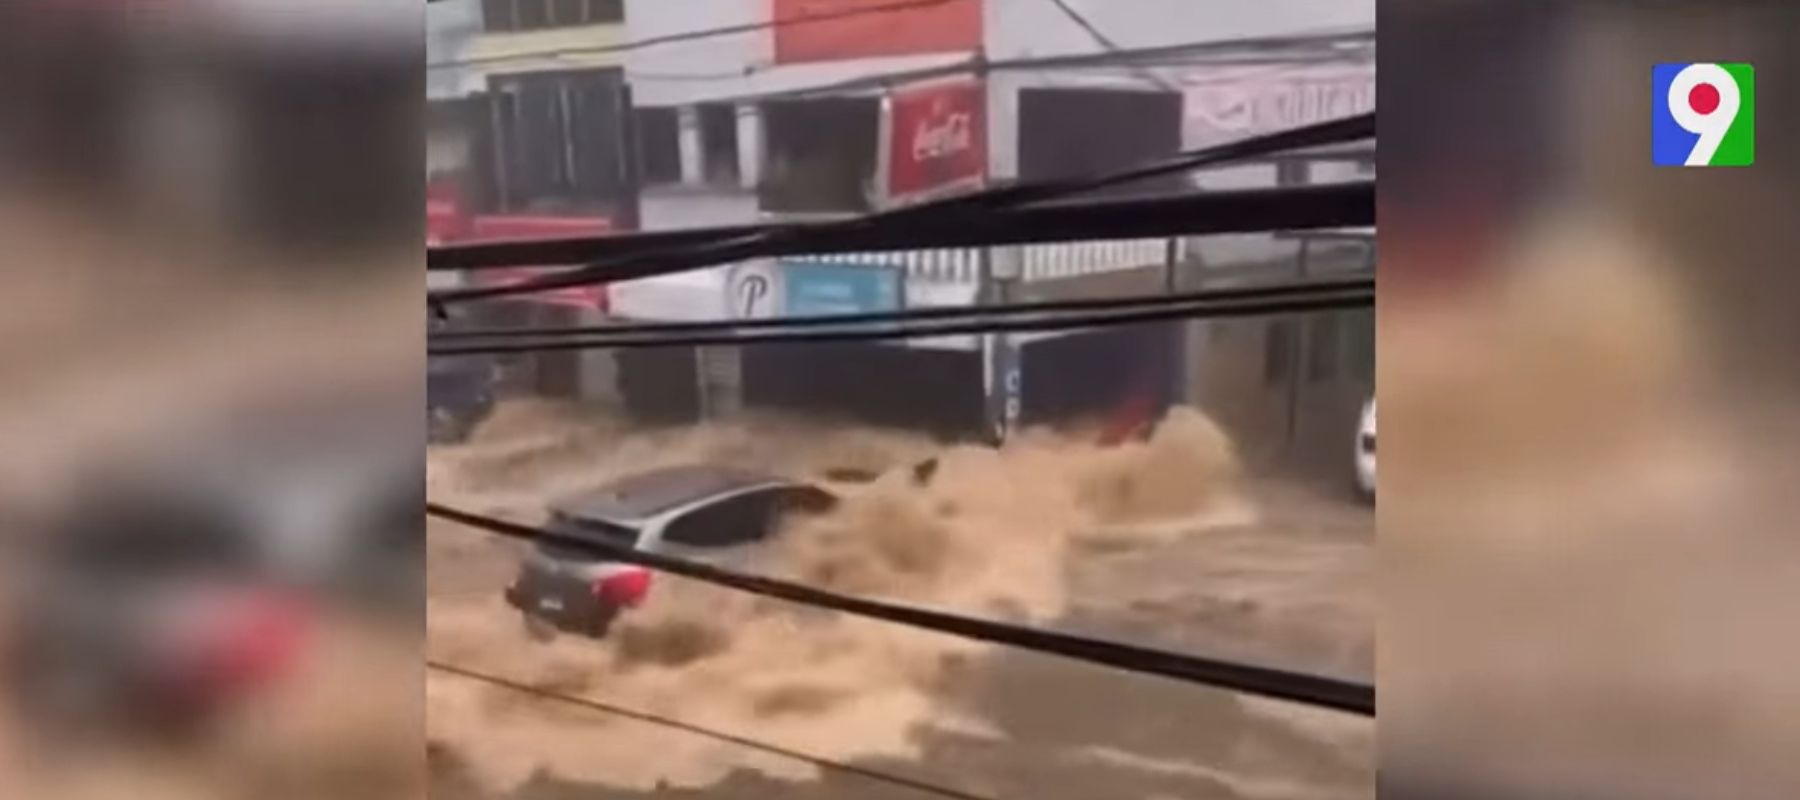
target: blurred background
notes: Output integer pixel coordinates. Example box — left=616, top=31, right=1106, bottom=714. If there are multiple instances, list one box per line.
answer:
left=424, top=1, right=1375, bottom=799
left=2, top=0, right=1792, bottom=798
left=1380, top=2, right=1800, bottom=799
left=0, top=1, right=422, bottom=799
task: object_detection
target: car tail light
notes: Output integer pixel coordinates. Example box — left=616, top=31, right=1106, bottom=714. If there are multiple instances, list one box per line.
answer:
left=594, top=568, right=651, bottom=608
left=183, top=591, right=311, bottom=700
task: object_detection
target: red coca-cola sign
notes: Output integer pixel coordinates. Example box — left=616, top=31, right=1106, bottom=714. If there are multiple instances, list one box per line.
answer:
left=884, top=78, right=986, bottom=204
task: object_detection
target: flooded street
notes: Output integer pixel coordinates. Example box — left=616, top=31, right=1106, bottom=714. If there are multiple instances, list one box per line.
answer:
left=426, top=401, right=1373, bottom=800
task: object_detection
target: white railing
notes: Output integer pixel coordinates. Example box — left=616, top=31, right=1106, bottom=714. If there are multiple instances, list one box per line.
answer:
left=781, top=239, right=1174, bottom=288
left=1019, top=239, right=1171, bottom=282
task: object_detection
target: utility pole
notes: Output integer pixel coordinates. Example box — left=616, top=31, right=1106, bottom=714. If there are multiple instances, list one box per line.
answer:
left=962, top=53, right=1024, bottom=447
left=981, top=246, right=1022, bottom=446
left=1165, top=236, right=1193, bottom=408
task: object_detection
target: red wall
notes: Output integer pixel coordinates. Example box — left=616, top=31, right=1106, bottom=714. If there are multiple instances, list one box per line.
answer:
left=772, top=0, right=981, bottom=65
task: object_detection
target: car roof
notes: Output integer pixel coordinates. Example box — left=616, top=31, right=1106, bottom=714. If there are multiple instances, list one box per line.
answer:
left=550, top=465, right=800, bottom=524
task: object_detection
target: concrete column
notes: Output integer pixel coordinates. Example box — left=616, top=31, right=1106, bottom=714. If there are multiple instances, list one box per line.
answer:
left=576, top=307, right=623, bottom=408
left=980, top=261, right=1022, bottom=445
left=677, top=105, right=703, bottom=185
left=977, top=67, right=1021, bottom=445
left=982, top=331, right=1022, bottom=446
left=735, top=102, right=763, bottom=191
left=695, top=346, right=743, bottom=420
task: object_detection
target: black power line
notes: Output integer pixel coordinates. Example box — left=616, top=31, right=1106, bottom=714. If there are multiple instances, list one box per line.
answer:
left=435, top=277, right=1368, bottom=341
left=427, top=113, right=1372, bottom=306
left=425, top=503, right=1376, bottom=716
left=1041, top=0, right=1180, bottom=92
left=427, top=182, right=1372, bottom=273
left=426, top=659, right=997, bottom=800
left=430, top=278, right=1372, bottom=355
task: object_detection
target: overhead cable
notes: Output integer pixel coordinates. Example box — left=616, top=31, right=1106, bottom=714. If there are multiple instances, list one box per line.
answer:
left=429, top=279, right=1372, bottom=356
left=1041, top=0, right=1181, bottom=91
left=434, top=277, right=1368, bottom=341
left=425, top=503, right=1376, bottom=716
left=427, top=112, right=1373, bottom=306
left=427, top=182, right=1372, bottom=274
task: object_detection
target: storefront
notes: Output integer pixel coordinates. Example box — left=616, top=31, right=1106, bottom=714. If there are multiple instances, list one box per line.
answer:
left=737, top=258, right=988, bottom=437
left=728, top=74, right=996, bottom=437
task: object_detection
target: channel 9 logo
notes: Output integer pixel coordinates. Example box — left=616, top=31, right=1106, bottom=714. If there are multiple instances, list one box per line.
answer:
left=1652, top=63, right=1755, bottom=167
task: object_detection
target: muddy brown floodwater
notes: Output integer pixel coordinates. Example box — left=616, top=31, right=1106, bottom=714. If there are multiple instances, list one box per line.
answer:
left=426, top=400, right=1374, bottom=800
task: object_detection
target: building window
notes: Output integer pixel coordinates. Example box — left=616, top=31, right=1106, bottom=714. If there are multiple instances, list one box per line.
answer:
left=698, top=103, right=741, bottom=186
left=481, top=0, right=507, bottom=30
left=515, top=0, right=549, bottom=30
left=488, top=69, right=635, bottom=216
left=759, top=97, right=880, bottom=214
left=484, top=0, right=623, bottom=32
left=663, top=492, right=780, bottom=548
left=635, top=107, right=681, bottom=186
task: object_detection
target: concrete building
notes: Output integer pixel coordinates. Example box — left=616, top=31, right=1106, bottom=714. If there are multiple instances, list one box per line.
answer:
left=426, top=0, right=1376, bottom=473
left=427, top=0, right=637, bottom=404
left=604, top=0, right=1372, bottom=458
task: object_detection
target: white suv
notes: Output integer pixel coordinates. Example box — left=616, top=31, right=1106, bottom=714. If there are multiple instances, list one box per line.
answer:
left=505, top=465, right=837, bottom=639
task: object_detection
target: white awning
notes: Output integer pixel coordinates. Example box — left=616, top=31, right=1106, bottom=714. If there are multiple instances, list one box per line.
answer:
left=607, top=267, right=731, bottom=323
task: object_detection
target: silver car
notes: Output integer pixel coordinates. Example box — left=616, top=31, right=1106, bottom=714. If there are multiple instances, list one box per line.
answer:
left=504, top=466, right=837, bottom=639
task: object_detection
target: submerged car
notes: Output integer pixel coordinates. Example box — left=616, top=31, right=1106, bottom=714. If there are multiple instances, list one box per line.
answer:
left=4, top=407, right=419, bottom=741
left=7, top=476, right=310, bottom=741
left=505, top=465, right=837, bottom=639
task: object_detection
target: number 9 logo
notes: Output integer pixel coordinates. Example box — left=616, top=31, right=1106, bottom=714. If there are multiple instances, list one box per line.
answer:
left=1666, top=64, right=1741, bottom=166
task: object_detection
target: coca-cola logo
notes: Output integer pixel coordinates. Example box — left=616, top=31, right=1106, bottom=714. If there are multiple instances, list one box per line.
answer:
left=911, top=109, right=973, bottom=162
left=889, top=82, right=984, bottom=201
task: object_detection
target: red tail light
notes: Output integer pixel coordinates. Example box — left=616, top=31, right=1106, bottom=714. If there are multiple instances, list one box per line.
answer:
left=186, top=591, right=311, bottom=699
left=594, top=569, right=651, bottom=608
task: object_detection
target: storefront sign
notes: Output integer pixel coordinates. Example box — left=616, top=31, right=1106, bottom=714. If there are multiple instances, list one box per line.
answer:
left=883, top=78, right=986, bottom=204
left=782, top=261, right=902, bottom=317
left=1182, top=67, right=1375, bottom=148
left=609, top=268, right=730, bottom=322
left=771, top=0, right=981, bottom=65
left=727, top=261, right=782, bottom=319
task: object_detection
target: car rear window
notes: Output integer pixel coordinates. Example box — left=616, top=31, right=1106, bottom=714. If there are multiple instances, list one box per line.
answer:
left=547, top=513, right=640, bottom=550
left=662, top=491, right=781, bottom=548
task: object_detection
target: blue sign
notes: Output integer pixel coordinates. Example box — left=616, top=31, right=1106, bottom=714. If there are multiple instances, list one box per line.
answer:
left=781, top=262, right=902, bottom=317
